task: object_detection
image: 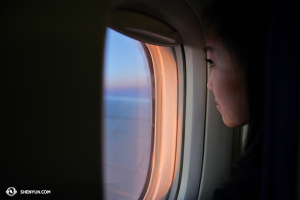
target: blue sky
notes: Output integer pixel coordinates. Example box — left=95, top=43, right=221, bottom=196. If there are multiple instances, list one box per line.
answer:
left=104, top=28, right=151, bottom=90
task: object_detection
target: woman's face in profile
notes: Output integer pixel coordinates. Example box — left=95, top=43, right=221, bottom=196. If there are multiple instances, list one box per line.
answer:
left=206, top=26, right=249, bottom=127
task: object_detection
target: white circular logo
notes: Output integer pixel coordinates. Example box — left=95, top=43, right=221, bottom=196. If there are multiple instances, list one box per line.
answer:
left=6, top=187, right=17, bottom=197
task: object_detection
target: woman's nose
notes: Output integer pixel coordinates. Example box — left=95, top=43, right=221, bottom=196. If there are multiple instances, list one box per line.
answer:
left=207, top=72, right=213, bottom=91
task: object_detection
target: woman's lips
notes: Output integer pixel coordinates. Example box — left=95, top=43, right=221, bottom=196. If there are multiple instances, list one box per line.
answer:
left=215, top=99, right=221, bottom=109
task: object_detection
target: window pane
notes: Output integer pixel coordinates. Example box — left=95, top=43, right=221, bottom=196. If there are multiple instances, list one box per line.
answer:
left=103, top=28, right=153, bottom=200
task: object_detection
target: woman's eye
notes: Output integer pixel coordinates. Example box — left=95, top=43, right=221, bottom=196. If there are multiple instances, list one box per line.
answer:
left=205, top=58, right=215, bottom=68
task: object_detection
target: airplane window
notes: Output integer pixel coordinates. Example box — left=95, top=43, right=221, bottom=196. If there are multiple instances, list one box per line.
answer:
left=103, top=28, right=154, bottom=200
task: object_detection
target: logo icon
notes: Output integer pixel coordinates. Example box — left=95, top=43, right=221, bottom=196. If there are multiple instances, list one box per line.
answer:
left=6, top=187, right=17, bottom=197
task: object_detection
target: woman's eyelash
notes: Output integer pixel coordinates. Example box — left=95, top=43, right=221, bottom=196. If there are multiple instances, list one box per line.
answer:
left=205, top=58, right=215, bottom=68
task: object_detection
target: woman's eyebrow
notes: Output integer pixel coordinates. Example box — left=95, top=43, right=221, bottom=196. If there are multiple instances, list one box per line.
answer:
left=204, top=46, right=213, bottom=52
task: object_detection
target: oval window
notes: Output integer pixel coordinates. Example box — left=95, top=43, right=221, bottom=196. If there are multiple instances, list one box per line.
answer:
left=103, top=28, right=154, bottom=200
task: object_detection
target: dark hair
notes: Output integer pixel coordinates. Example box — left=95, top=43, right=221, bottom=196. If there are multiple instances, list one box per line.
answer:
left=202, top=0, right=274, bottom=123
left=202, top=0, right=275, bottom=199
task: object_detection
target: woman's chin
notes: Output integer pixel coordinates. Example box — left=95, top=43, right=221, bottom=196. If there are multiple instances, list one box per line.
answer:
left=222, top=115, right=247, bottom=128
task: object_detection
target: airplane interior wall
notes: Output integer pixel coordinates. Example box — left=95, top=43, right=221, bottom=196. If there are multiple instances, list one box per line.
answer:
left=1, top=1, right=108, bottom=198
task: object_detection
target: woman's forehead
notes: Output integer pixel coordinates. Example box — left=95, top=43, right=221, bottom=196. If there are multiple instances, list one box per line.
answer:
left=204, top=46, right=214, bottom=53
left=205, top=34, right=223, bottom=56
left=205, top=40, right=223, bottom=58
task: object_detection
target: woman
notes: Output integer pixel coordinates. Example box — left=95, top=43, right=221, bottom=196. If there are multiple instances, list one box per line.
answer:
left=202, top=0, right=275, bottom=199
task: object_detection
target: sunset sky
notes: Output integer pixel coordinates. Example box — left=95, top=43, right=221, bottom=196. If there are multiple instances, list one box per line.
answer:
left=104, top=28, right=151, bottom=90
